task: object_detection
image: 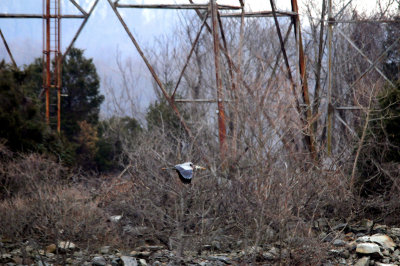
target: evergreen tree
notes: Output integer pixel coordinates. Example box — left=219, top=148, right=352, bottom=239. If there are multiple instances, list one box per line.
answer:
left=0, top=61, right=46, bottom=152
left=61, top=48, right=104, bottom=138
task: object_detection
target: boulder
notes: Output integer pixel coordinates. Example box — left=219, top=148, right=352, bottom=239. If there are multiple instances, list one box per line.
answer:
left=356, top=243, right=383, bottom=258
left=333, top=239, right=347, bottom=247
left=100, top=246, right=111, bottom=254
left=354, top=256, right=369, bottom=266
left=352, top=219, right=373, bottom=233
left=92, top=256, right=106, bottom=266
left=120, top=256, right=138, bottom=266
left=375, top=263, right=396, bottom=266
left=45, top=244, right=56, bottom=254
left=357, top=234, right=396, bottom=251
left=138, top=258, right=147, bottom=266
left=389, top=228, right=400, bottom=237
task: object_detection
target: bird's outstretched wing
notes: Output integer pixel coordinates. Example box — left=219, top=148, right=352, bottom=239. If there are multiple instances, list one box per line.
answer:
left=174, top=165, right=193, bottom=184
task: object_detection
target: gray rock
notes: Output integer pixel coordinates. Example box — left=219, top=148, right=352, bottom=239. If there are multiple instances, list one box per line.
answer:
left=129, top=250, right=151, bottom=258
left=382, top=249, right=390, bottom=256
left=389, top=228, right=400, bottom=237
left=109, top=215, right=123, bottom=222
left=373, top=224, right=387, bottom=234
left=92, top=256, right=106, bottom=266
left=375, top=263, right=396, bottom=266
left=332, top=223, right=348, bottom=231
left=207, top=256, right=231, bottom=264
left=262, top=251, right=276, bottom=260
left=211, top=240, right=221, bottom=251
left=37, top=261, right=51, bottom=266
left=100, top=246, right=111, bottom=254
left=357, top=234, right=396, bottom=251
left=111, top=257, right=121, bottom=266
left=356, top=243, right=383, bottom=258
left=369, top=235, right=396, bottom=251
left=120, top=256, right=137, bottom=266
left=315, top=218, right=329, bottom=230
left=0, top=253, right=12, bottom=262
left=138, top=258, right=147, bottom=266
left=339, top=249, right=350, bottom=259
left=145, top=245, right=164, bottom=251
left=263, top=246, right=279, bottom=260
left=354, top=256, right=370, bottom=266
left=352, top=219, right=374, bottom=233
left=58, top=241, right=77, bottom=251
left=74, top=251, right=84, bottom=257
left=333, top=239, right=347, bottom=247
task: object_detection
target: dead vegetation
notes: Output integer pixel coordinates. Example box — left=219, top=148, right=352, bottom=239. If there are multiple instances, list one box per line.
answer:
left=1, top=1, right=400, bottom=264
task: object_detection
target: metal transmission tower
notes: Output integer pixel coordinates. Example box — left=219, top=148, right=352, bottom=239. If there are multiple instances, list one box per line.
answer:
left=43, top=0, right=61, bottom=131
left=107, top=0, right=314, bottom=160
left=0, top=0, right=99, bottom=132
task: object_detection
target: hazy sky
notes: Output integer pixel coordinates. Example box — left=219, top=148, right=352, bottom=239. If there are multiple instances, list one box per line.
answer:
left=0, top=0, right=390, bottom=116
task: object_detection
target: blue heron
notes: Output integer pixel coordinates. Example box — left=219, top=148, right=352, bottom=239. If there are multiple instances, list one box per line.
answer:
left=162, top=162, right=206, bottom=184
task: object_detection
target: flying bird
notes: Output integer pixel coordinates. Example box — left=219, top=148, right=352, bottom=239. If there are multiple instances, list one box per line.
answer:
left=162, top=162, right=206, bottom=184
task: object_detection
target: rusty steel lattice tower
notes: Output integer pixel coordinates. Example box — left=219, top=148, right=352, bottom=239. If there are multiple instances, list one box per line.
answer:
left=43, top=0, right=62, bottom=132
left=0, top=0, right=98, bottom=132
left=3, top=0, right=396, bottom=159
left=0, top=0, right=311, bottom=158
left=106, top=0, right=313, bottom=160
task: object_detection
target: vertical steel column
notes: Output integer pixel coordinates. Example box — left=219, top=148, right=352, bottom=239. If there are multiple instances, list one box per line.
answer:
left=43, top=0, right=62, bottom=132
left=56, top=0, right=61, bottom=133
left=327, top=0, right=333, bottom=154
left=210, top=0, right=227, bottom=159
left=44, top=0, right=51, bottom=125
left=291, top=0, right=316, bottom=158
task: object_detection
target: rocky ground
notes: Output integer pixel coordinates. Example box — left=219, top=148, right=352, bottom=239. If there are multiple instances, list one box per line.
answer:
left=1, top=219, right=400, bottom=265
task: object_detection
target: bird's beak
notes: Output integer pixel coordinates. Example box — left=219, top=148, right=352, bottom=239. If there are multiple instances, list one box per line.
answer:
left=194, top=165, right=206, bottom=170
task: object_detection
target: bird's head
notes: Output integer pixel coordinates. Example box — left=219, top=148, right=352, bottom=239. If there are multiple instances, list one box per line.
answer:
left=190, top=162, right=206, bottom=171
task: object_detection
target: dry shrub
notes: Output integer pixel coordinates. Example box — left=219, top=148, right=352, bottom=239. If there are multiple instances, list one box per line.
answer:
left=0, top=184, right=116, bottom=247
left=98, top=126, right=348, bottom=262
left=0, top=147, right=117, bottom=249
left=0, top=151, right=67, bottom=199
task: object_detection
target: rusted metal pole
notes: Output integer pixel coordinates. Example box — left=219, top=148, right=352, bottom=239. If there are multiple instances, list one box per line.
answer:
left=231, top=0, right=245, bottom=160
left=115, top=4, right=240, bottom=10
left=327, top=0, right=333, bottom=155
left=0, top=29, right=17, bottom=68
left=211, top=0, right=227, bottom=159
left=175, top=99, right=231, bottom=103
left=57, top=0, right=61, bottom=133
left=0, top=14, right=85, bottom=18
left=62, top=0, right=99, bottom=61
left=44, top=0, right=51, bottom=125
left=269, top=0, right=301, bottom=116
left=219, top=10, right=297, bottom=17
left=107, top=0, right=193, bottom=138
left=171, top=11, right=209, bottom=99
left=291, top=0, right=316, bottom=158
left=69, top=0, right=88, bottom=15
left=312, top=0, right=326, bottom=134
